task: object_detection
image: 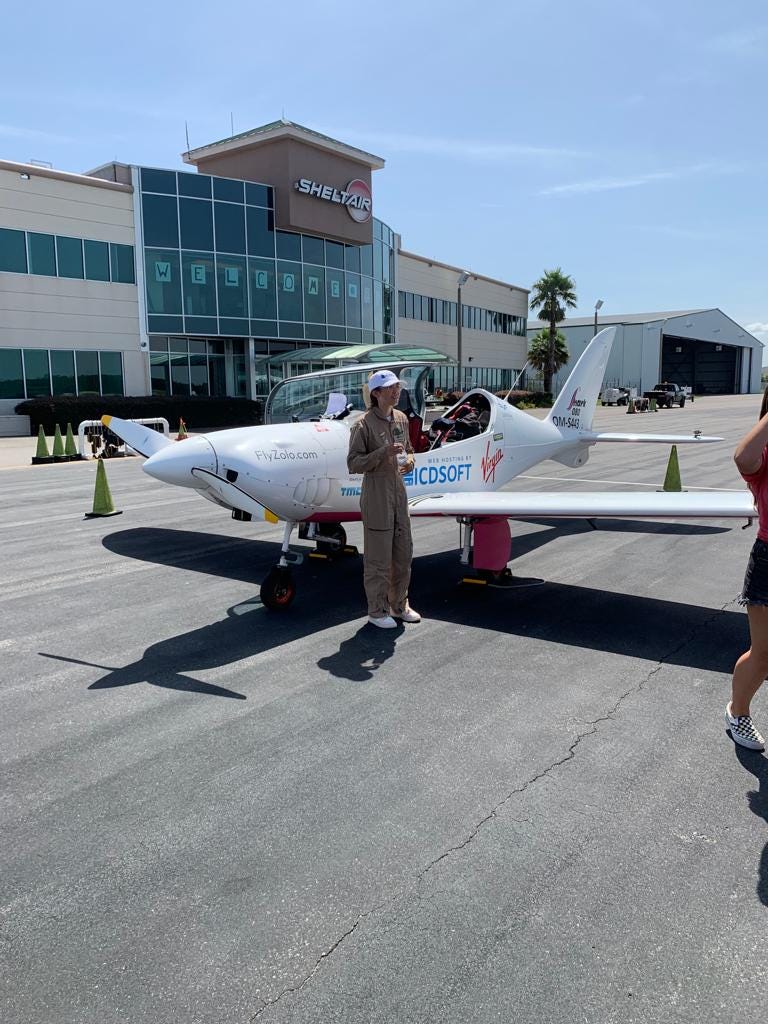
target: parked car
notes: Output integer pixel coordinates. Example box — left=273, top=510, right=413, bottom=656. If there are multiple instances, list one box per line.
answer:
left=643, top=382, right=687, bottom=408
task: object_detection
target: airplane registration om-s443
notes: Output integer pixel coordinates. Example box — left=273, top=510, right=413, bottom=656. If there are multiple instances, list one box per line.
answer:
left=102, top=327, right=755, bottom=610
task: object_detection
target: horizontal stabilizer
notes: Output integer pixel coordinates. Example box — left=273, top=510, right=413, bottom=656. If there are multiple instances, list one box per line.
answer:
left=409, top=490, right=755, bottom=520
left=101, top=415, right=172, bottom=458
left=584, top=431, right=723, bottom=444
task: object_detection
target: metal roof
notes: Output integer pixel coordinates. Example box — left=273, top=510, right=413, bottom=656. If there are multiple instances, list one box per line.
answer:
left=529, top=309, right=710, bottom=329
left=184, top=118, right=385, bottom=169
left=265, top=342, right=456, bottom=367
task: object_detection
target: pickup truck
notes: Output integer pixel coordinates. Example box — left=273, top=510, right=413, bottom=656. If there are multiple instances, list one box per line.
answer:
left=643, top=382, right=687, bottom=408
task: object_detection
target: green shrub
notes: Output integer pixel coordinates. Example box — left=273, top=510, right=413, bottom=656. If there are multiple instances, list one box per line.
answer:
left=15, top=395, right=263, bottom=435
left=494, top=389, right=552, bottom=408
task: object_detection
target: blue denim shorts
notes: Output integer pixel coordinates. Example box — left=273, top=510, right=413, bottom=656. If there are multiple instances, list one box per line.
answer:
left=740, top=537, right=768, bottom=607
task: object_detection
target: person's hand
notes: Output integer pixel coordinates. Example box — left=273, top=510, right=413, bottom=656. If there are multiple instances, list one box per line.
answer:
left=388, top=442, right=405, bottom=458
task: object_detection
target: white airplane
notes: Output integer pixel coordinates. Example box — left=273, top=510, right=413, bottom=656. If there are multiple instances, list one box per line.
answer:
left=102, top=327, right=755, bottom=609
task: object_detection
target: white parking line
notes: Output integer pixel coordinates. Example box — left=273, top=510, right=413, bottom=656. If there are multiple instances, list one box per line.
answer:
left=518, top=474, right=745, bottom=492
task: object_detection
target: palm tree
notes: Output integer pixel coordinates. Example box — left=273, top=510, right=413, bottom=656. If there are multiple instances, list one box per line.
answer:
left=527, top=329, right=569, bottom=388
left=529, top=269, right=577, bottom=394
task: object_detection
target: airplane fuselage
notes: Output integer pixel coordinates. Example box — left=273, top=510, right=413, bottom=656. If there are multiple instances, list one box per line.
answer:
left=142, top=392, right=573, bottom=523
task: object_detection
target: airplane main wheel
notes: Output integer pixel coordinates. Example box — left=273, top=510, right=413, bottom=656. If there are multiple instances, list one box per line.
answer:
left=316, top=523, right=346, bottom=556
left=260, top=568, right=296, bottom=610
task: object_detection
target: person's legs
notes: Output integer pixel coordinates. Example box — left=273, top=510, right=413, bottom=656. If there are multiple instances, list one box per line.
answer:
left=363, top=526, right=394, bottom=618
left=388, top=514, right=414, bottom=616
left=731, top=604, right=768, bottom=716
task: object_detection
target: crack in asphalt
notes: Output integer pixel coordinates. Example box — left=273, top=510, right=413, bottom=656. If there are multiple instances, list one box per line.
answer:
left=248, top=597, right=737, bottom=1021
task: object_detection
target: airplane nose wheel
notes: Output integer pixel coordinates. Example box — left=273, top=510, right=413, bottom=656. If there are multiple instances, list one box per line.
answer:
left=260, top=520, right=299, bottom=610
left=260, top=566, right=296, bottom=610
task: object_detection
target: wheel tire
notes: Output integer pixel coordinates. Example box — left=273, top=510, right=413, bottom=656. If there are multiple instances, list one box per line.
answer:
left=260, top=568, right=296, bottom=610
left=679, top=397, right=685, bottom=407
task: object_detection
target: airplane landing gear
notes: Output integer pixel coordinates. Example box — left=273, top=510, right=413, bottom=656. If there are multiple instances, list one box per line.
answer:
left=458, top=517, right=544, bottom=589
left=260, top=566, right=297, bottom=609
left=299, top=521, right=357, bottom=560
left=260, top=521, right=357, bottom=610
left=261, top=520, right=298, bottom=610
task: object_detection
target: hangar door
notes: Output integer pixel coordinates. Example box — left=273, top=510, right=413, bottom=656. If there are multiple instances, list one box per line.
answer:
left=661, top=336, right=739, bottom=395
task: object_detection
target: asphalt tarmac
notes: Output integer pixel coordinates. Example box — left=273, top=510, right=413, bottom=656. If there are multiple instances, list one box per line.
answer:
left=2, top=395, right=767, bottom=1023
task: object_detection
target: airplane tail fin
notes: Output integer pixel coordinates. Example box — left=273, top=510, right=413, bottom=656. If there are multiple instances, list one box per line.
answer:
left=101, top=415, right=173, bottom=458
left=546, top=326, right=617, bottom=435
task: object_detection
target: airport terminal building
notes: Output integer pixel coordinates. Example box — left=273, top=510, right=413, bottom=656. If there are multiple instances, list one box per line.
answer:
left=0, top=120, right=530, bottom=432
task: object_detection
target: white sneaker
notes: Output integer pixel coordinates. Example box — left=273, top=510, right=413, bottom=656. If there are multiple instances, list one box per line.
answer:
left=725, top=703, right=766, bottom=751
left=368, top=615, right=397, bottom=629
left=393, top=607, right=421, bottom=623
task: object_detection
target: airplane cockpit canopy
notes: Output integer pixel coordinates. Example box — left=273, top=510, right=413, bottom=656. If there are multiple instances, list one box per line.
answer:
left=265, top=363, right=433, bottom=425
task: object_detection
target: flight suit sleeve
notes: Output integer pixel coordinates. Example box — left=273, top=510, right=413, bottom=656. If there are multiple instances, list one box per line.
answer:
left=398, top=411, right=415, bottom=473
left=347, top=419, right=389, bottom=474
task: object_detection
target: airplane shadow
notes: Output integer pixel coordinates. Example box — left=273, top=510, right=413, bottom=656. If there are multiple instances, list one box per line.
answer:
left=734, top=746, right=768, bottom=906
left=82, top=524, right=750, bottom=695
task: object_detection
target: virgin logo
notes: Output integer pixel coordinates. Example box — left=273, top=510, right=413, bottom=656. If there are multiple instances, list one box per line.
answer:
left=481, top=438, right=503, bottom=483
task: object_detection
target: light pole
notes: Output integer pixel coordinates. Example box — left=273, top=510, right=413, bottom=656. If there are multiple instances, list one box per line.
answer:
left=456, top=271, right=470, bottom=391
left=593, top=298, right=604, bottom=337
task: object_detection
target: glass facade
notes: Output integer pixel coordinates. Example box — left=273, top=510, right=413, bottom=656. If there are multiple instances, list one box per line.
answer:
left=148, top=337, right=247, bottom=398
left=0, top=348, right=124, bottom=399
left=0, top=228, right=135, bottom=284
left=139, top=167, right=397, bottom=346
left=398, top=289, right=526, bottom=337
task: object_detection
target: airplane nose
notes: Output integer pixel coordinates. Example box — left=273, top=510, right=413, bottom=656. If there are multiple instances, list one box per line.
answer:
left=143, top=435, right=217, bottom=487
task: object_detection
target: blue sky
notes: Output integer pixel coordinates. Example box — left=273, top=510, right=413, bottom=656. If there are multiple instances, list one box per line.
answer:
left=2, top=0, right=766, bottom=354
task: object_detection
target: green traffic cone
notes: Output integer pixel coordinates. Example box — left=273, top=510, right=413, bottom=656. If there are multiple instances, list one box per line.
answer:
left=64, top=422, right=79, bottom=460
left=661, top=445, right=683, bottom=492
left=52, top=424, right=66, bottom=461
left=84, top=458, right=123, bottom=518
left=31, top=425, right=53, bottom=465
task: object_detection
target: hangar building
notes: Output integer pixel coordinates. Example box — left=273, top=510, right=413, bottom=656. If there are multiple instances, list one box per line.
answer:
left=528, top=309, right=763, bottom=396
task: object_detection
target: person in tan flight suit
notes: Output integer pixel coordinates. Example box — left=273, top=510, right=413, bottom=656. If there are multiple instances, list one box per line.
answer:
left=347, top=369, right=422, bottom=629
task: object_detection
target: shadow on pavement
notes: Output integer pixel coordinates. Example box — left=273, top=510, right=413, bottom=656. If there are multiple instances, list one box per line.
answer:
left=735, top=745, right=768, bottom=906
left=317, top=622, right=402, bottom=681
left=84, top=525, right=748, bottom=693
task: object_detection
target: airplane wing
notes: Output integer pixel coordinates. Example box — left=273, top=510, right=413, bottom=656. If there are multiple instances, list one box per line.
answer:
left=580, top=431, right=722, bottom=444
left=409, top=490, right=755, bottom=519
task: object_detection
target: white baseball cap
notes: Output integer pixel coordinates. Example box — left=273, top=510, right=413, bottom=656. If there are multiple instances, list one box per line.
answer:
left=368, top=369, right=406, bottom=391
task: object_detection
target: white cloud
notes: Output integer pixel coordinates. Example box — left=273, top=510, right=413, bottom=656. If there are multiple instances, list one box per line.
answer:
left=704, top=26, right=767, bottom=55
left=329, top=129, right=585, bottom=162
left=746, top=323, right=768, bottom=344
left=0, top=124, right=73, bottom=144
left=538, top=162, right=743, bottom=197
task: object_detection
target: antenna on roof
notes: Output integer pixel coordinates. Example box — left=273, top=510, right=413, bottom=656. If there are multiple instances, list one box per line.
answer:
left=184, top=120, right=190, bottom=152
left=230, top=112, right=234, bottom=137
